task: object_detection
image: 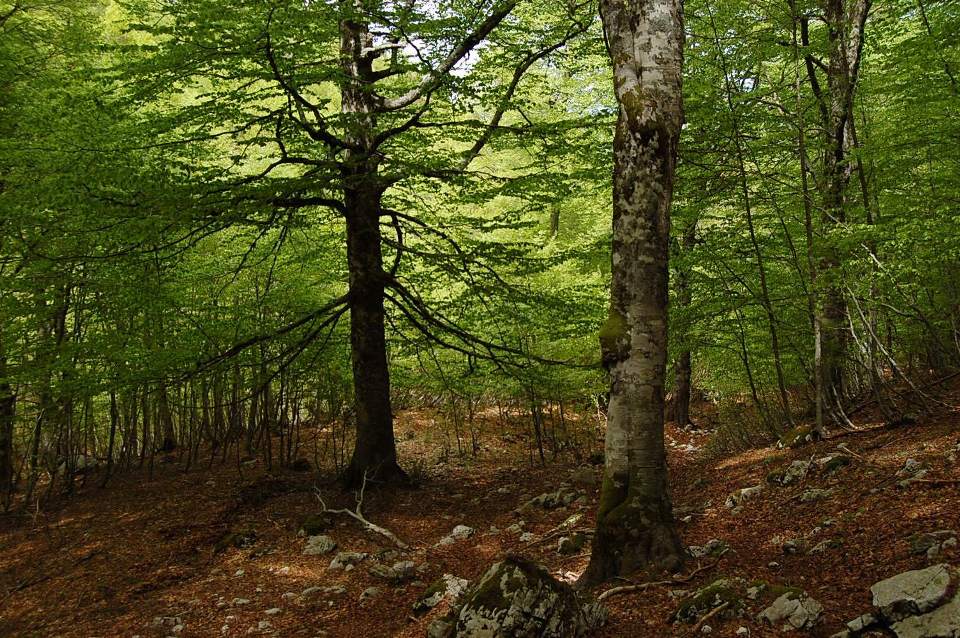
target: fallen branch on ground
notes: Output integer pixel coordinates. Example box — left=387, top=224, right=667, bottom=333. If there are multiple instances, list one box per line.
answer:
left=314, top=470, right=409, bottom=550
left=691, top=601, right=730, bottom=635
left=597, top=550, right=727, bottom=602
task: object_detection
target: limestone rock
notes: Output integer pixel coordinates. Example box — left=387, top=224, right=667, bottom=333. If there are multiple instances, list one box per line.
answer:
left=890, top=588, right=960, bottom=638
left=414, top=574, right=470, bottom=615
left=908, top=531, right=957, bottom=560
left=758, top=592, right=823, bottom=631
left=439, top=525, right=476, bottom=546
left=328, top=551, right=367, bottom=570
left=430, top=556, right=605, bottom=637
left=726, top=485, right=763, bottom=510
left=870, top=564, right=953, bottom=621
left=303, top=535, right=337, bottom=556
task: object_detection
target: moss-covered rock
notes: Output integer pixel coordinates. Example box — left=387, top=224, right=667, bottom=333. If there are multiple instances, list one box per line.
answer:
left=821, top=454, right=852, bottom=475
left=670, top=578, right=747, bottom=623
left=779, top=425, right=818, bottom=448
left=433, top=556, right=606, bottom=637
left=298, top=513, right=334, bottom=536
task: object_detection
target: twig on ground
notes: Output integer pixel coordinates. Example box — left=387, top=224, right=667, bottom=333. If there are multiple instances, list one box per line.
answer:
left=597, top=551, right=727, bottom=602
left=314, top=470, right=409, bottom=550
left=522, top=525, right=594, bottom=550
left=691, top=601, right=730, bottom=635
left=836, top=444, right=867, bottom=461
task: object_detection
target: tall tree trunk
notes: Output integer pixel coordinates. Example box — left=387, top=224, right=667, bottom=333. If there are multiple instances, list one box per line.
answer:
left=809, top=0, right=871, bottom=407
left=342, top=193, right=404, bottom=486
left=673, top=221, right=697, bottom=427
left=707, top=7, right=793, bottom=426
left=790, top=0, right=825, bottom=435
left=340, top=7, right=405, bottom=486
left=0, top=351, right=15, bottom=509
left=582, top=0, right=685, bottom=585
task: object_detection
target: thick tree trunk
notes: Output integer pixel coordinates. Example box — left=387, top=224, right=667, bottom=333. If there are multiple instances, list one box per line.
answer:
left=339, top=8, right=405, bottom=487
left=342, top=193, right=405, bottom=487
left=582, top=0, right=685, bottom=585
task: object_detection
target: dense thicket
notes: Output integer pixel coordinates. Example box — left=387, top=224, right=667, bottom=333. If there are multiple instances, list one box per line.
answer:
left=0, top=0, right=956, bottom=514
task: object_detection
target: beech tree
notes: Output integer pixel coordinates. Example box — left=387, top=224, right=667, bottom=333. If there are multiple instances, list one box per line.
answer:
left=582, top=0, right=686, bottom=584
left=802, top=0, right=872, bottom=422
left=121, top=0, right=594, bottom=486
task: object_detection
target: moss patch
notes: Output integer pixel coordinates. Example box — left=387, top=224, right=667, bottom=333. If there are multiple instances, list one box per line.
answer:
left=299, top=513, right=334, bottom=536
left=671, top=578, right=747, bottom=623
left=599, top=307, right=630, bottom=365
left=780, top=425, right=816, bottom=448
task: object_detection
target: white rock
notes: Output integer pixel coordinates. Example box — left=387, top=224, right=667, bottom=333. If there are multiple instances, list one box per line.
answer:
left=870, top=564, right=953, bottom=621
left=303, top=535, right=337, bottom=556
left=328, top=551, right=367, bottom=570
left=891, top=588, right=960, bottom=638
left=758, top=592, right=823, bottom=631
left=438, top=524, right=476, bottom=546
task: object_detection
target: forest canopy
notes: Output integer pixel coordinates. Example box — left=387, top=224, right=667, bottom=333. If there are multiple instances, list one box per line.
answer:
left=0, top=0, right=959, bottom=620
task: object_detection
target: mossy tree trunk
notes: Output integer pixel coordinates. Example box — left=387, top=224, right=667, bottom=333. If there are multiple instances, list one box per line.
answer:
left=582, top=0, right=685, bottom=586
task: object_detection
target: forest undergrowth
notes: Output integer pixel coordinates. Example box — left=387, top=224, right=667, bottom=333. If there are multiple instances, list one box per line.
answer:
left=0, top=380, right=957, bottom=638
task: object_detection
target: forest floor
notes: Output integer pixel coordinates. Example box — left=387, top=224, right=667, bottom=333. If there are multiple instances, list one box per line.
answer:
left=0, top=387, right=958, bottom=638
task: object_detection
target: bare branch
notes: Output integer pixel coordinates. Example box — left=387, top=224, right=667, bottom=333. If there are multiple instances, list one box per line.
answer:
left=379, top=1, right=518, bottom=112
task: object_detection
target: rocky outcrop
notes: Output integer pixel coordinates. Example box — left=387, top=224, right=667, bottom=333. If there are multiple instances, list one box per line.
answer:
left=833, top=564, right=960, bottom=638
left=758, top=592, right=823, bottom=631
left=871, top=563, right=953, bottom=621
left=303, top=535, right=337, bottom=556
left=427, top=556, right=605, bottom=637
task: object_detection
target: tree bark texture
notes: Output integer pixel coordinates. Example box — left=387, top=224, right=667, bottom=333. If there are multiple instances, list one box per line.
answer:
left=583, top=0, right=686, bottom=585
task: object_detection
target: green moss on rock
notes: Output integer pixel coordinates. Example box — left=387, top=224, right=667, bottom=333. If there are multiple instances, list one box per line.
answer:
left=671, top=578, right=747, bottom=623
left=299, top=513, right=333, bottom=536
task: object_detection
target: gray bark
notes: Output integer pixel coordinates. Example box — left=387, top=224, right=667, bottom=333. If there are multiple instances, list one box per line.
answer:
left=583, top=0, right=685, bottom=585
